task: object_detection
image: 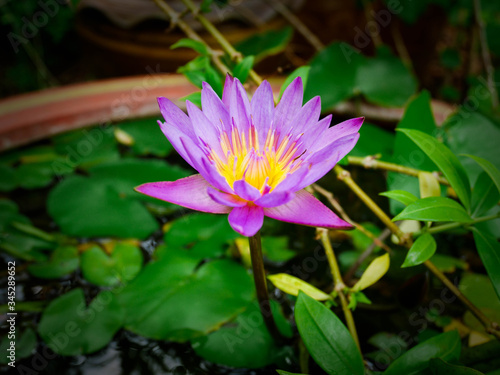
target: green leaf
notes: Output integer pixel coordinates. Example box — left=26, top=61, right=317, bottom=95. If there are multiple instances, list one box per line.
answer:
left=38, top=288, right=124, bottom=356
left=232, top=55, right=254, bottom=83
left=116, top=117, right=173, bottom=157
left=402, top=233, right=437, bottom=267
left=0, top=165, right=16, bottom=191
left=464, top=154, right=500, bottom=195
left=471, top=172, right=500, bottom=217
left=192, top=300, right=292, bottom=368
left=393, top=197, right=472, bottom=223
left=388, top=91, right=438, bottom=214
left=380, top=190, right=419, bottom=206
left=27, top=246, right=79, bottom=279
left=117, top=251, right=254, bottom=341
left=384, top=330, right=461, bottom=375
left=350, top=122, right=395, bottom=160
left=295, top=292, right=364, bottom=375
left=356, top=46, right=417, bottom=107
left=472, top=227, right=500, bottom=300
left=429, top=253, right=468, bottom=273
left=81, top=243, right=143, bottom=286
left=429, top=358, right=484, bottom=374
left=280, top=66, right=310, bottom=99
left=352, top=253, right=390, bottom=291
left=0, top=328, right=37, bottom=364
left=397, top=128, right=471, bottom=211
left=171, top=38, right=209, bottom=55
left=236, top=26, right=293, bottom=62
left=305, top=42, right=364, bottom=110
left=48, top=175, right=158, bottom=239
left=180, top=91, right=202, bottom=107
left=15, top=162, right=54, bottom=189
left=276, top=371, right=307, bottom=375
left=261, top=236, right=297, bottom=262
left=268, top=273, right=332, bottom=301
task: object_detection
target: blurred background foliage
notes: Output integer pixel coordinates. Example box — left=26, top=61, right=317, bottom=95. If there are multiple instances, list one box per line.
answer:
left=1, top=0, right=500, bottom=374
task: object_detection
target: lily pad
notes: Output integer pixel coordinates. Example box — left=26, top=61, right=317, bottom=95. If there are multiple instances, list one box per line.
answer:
left=27, top=246, right=79, bottom=279
left=38, top=288, right=124, bottom=356
left=117, top=248, right=254, bottom=342
left=81, top=243, right=143, bottom=286
left=116, top=118, right=173, bottom=157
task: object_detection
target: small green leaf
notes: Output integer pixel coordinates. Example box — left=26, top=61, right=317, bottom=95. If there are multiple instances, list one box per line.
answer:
left=38, top=288, right=124, bottom=356
left=429, top=358, right=484, bottom=374
left=0, top=165, right=16, bottom=191
left=280, top=66, right=310, bottom=99
left=28, top=246, right=79, bottom=279
left=397, top=128, right=471, bottom=211
left=380, top=190, right=418, bottom=206
left=268, top=273, right=332, bottom=301
left=352, top=253, right=390, bottom=291
left=171, top=38, right=209, bottom=55
left=402, top=233, right=437, bottom=267
left=0, top=328, right=37, bottom=364
left=464, top=154, right=500, bottom=195
left=471, top=172, right=500, bottom=217
left=471, top=227, right=500, bottom=300
left=180, top=91, right=202, bottom=107
left=236, top=26, right=293, bottom=62
left=15, top=163, right=54, bottom=189
left=384, top=330, right=461, bottom=375
left=295, top=292, right=364, bottom=375
left=116, top=117, right=173, bottom=157
left=233, top=55, right=254, bottom=83
left=81, top=243, right=143, bottom=287
left=393, top=197, right=472, bottom=223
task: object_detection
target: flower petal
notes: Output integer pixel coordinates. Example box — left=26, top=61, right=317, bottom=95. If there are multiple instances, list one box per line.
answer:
left=157, top=97, right=195, bottom=139
left=251, top=80, right=274, bottom=143
left=228, top=205, right=264, bottom=237
left=274, top=77, right=303, bottom=133
left=158, top=120, right=197, bottom=169
left=186, top=101, right=222, bottom=154
left=312, top=117, right=364, bottom=152
left=286, top=95, right=321, bottom=135
left=229, top=78, right=251, bottom=133
left=254, top=190, right=294, bottom=208
left=207, top=187, right=246, bottom=207
left=233, top=179, right=262, bottom=201
left=222, top=74, right=234, bottom=108
left=201, top=82, right=231, bottom=132
left=302, top=114, right=333, bottom=150
left=135, top=174, right=231, bottom=214
left=264, top=190, right=352, bottom=229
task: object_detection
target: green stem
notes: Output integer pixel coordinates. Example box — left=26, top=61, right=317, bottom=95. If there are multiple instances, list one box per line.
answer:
left=249, top=232, right=285, bottom=343
left=419, top=212, right=500, bottom=236
left=334, top=165, right=500, bottom=339
left=179, top=0, right=263, bottom=86
left=320, top=229, right=361, bottom=351
left=347, top=156, right=449, bottom=186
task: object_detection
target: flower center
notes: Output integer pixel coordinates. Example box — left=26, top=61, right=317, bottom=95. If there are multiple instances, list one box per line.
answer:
left=208, top=124, right=303, bottom=191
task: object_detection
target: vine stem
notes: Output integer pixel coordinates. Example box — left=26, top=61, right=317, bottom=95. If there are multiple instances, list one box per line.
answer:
left=153, top=0, right=231, bottom=77
left=249, top=232, right=285, bottom=343
left=333, top=165, right=500, bottom=339
left=319, top=229, right=361, bottom=351
left=179, top=0, right=263, bottom=86
left=347, top=156, right=450, bottom=186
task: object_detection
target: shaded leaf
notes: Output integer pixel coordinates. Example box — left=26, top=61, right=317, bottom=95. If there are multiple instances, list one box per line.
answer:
left=464, top=154, right=500, bottom=195
left=27, top=246, right=79, bottom=279
left=429, top=358, right=484, bottom=374
left=471, top=227, right=500, bottom=300
left=280, top=66, right=310, bottom=99
left=236, top=26, right=293, bottom=62
left=471, top=172, right=500, bottom=217
left=402, top=233, right=437, bottom=267
left=295, top=292, right=364, bottom=375
left=233, top=56, right=254, bottom=83
left=116, top=118, right=173, bottom=157
left=171, top=38, right=209, bottom=55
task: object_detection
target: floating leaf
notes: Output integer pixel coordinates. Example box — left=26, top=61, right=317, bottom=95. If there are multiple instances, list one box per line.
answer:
left=192, top=301, right=292, bottom=368
left=116, top=118, right=173, bottom=157
left=38, top=288, right=124, bottom=356
left=352, top=253, right=390, bottom=291
left=117, top=250, right=254, bottom=342
left=81, top=243, right=143, bottom=286
left=15, top=162, right=54, bottom=189
left=48, top=175, right=158, bottom=239
left=295, top=292, right=364, bottom=375
left=0, top=328, right=37, bottom=364
left=393, top=197, right=472, bottom=223
left=380, top=190, right=418, bottom=206
left=402, top=233, right=437, bottom=267
left=27, top=246, right=79, bottom=279
left=0, top=165, right=16, bottom=191
left=268, top=273, right=331, bottom=301
left=384, top=330, right=461, bottom=375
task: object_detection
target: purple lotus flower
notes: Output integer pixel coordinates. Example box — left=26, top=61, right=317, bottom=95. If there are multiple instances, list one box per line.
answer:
left=136, top=76, right=363, bottom=237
